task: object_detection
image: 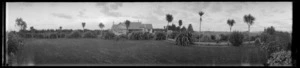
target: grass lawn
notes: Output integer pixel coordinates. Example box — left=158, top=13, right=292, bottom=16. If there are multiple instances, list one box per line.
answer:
left=14, top=38, right=267, bottom=66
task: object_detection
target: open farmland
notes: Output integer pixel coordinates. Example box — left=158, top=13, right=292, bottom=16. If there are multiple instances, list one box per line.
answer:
left=13, top=38, right=267, bottom=66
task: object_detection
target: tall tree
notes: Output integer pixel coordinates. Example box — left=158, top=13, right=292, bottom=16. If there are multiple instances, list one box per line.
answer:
left=187, top=24, right=194, bottom=32
left=125, top=20, right=131, bottom=34
left=244, top=14, right=255, bottom=32
left=15, top=18, right=27, bottom=32
left=181, top=26, right=187, bottom=31
left=30, top=26, right=34, bottom=31
left=30, top=26, right=35, bottom=34
left=178, top=20, right=183, bottom=32
left=166, top=14, right=173, bottom=39
left=82, top=22, right=86, bottom=30
left=264, top=26, right=275, bottom=35
left=99, top=23, right=105, bottom=35
left=59, top=26, right=62, bottom=30
left=244, top=14, right=255, bottom=43
left=227, top=19, right=236, bottom=32
left=171, top=24, right=176, bottom=31
left=178, top=20, right=182, bottom=27
left=198, top=11, right=204, bottom=42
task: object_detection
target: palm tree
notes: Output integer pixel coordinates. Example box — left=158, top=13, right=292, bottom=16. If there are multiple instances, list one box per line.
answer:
left=59, top=26, right=62, bottom=30
left=166, top=14, right=173, bottom=39
left=178, top=20, right=182, bottom=27
left=198, top=11, right=204, bottom=42
left=178, top=20, right=182, bottom=32
left=244, top=14, right=255, bottom=44
left=99, top=23, right=105, bottom=35
left=244, top=14, right=255, bottom=32
left=227, top=19, right=236, bottom=32
left=125, top=20, right=131, bottom=34
left=82, top=22, right=86, bottom=31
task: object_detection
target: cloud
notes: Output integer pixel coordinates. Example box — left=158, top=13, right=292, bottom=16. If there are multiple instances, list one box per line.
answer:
left=19, top=2, right=34, bottom=7
left=208, top=2, right=223, bottom=13
left=95, top=3, right=123, bottom=17
left=51, top=13, right=73, bottom=19
left=78, top=9, right=86, bottom=18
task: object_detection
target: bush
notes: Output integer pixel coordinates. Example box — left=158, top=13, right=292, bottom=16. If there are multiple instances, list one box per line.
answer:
left=129, top=32, right=154, bottom=40
left=18, top=33, right=31, bottom=38
left=200, top=35, right=213, bottom=42
left=128, top=32, right=143, bottom=40
left=101, top=31, right=116, bottom=40
left=154, top=32, right=166, bottom=40
left=267, top=50, right=292, bottom=66
left=219, top=34, right=229, bottom=41
left=175, top=31, right=194, bottom=46
left=210, top=35, right=216, bottom=41
left=264, top=26, right=276, bottom=35
left=229, top=31, right=244, bottom=46
left=260, top=31, right=291, bottom=55
left=192, top=33, right=202, bottom=42
left=66, top=31, right=82, bottom=38
left=119, top=34, right=128, bottom=39
left=143, top=32, right=154, bottom=40
left=7, top=32, right=23, bottom=54
left=83, top=31, right=97, bottom=38
left=115, top=34, right=128, bottom=41
left=254, top=38, right=262, bottom=46
left=250, top=35, right=259, bottom=41
left=37, top=34, right=44, bottom=38
left=215, top=35, right=221, bottom=43
left=168, top=31, right=180, bottom=39
left=50, top=33, right=58, bottom=39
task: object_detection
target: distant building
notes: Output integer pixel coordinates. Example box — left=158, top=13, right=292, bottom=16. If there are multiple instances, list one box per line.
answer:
left=111, top=22, right=153, bottom=35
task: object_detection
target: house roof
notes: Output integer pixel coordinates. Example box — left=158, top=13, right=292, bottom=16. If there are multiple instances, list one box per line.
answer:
left=128, top=22, right=143, bottom=29
left=143, top=24, right=153, bottom=29
left=112, top=22, right=153, bottom=30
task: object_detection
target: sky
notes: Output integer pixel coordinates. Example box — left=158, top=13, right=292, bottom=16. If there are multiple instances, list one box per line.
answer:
left=6, top=2, right=292, bottom=32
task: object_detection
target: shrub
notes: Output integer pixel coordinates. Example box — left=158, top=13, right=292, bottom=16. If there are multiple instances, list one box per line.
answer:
left=115, top=34, right=128, bottom=41
left=154, top=32, right=166, bottom=40
left=101, top=31, right=116, bottom=40
left=50, top=33, right=58, bottom=39
left=83, top=31, right=97, bottom=38
left=18, top=33, right=31, bottom=38
left=168, top=31, right=180, bottom=39
left=37, top=34, right=44, bottom=38
left=254, top=38, right=262, bottom=46
left=129, top=32, right=143, bottom=40
left=260, top=31, right=291, bottom=55
left=210, top=35, right=216, bottom=41
left=264, top=26, right=276, bottom=35
left=143, top=32, right=154, bottom=40
left=219, top=34, right=229, bottom=41
left=192, top=33, right=202, bottom=42
left=250, top=35, right=258, bottom=41
left=129, top=32, right=153, bottom=40
left=267, top=50, right=291, bottom=66
left=7, top=32, right=23, bottom=54
left=215, top=35, right=221, bottom=43
left=175, top=31, right=194, bottom=46
left=200, top=35, right=213, bottom=42
left=119, top=34, right=128, bottom=39
left=66, top=31, right=82, bottom=38
left=229, top=31, right=244, bottom=46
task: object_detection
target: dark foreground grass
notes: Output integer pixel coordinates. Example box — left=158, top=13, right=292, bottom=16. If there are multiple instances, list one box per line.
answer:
left=15, top=38, right=267, bottom=66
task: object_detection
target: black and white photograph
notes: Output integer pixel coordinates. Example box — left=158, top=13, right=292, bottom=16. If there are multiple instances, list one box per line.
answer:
left=3, top=2, right=293, bottom=66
